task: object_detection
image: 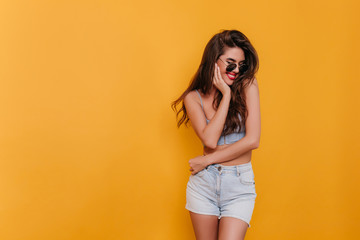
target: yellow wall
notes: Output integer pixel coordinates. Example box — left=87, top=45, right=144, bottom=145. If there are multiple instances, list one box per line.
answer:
left=0, top=0, right=359, bottom=239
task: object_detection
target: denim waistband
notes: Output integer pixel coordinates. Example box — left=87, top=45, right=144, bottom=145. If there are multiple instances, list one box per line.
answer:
left=206, top=161, right=253, bottom=175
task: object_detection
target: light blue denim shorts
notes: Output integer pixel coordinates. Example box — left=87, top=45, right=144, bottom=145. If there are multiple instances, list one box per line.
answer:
left=185, top=161, right=257, bottom=228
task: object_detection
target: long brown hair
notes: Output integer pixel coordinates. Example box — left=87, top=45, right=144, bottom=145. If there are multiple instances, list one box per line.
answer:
left=171, top=29, right=259, bottom=135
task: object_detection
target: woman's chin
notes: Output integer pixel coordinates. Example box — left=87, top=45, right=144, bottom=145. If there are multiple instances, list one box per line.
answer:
left=225, top=79, right=234, bottom=86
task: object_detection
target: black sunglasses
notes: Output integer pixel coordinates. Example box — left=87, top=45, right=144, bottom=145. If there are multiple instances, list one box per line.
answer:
left=219, top=58, right=248, bottom=73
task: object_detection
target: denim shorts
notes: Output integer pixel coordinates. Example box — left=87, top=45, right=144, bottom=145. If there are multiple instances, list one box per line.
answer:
left=185, top=161, right=257, bottom=228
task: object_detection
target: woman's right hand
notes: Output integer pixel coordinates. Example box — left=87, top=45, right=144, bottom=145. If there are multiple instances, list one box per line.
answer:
left=213, top=63, right=231, bottom=96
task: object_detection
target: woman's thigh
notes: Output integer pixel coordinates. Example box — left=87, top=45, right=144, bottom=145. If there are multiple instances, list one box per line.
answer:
left=218, top=216, right=248, bottom=240
left=189, top=211, right=219, bottom=240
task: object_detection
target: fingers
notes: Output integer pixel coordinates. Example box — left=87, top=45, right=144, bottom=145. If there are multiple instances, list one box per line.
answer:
left=213, top=64, right=217, bottom=83
left=213, top=63, right=220, bottom=85
left=216, top=63, right=225, bottom=84
left=217, top=64, right=222, bottom=81
left=214, top=63, right=224, bottom=83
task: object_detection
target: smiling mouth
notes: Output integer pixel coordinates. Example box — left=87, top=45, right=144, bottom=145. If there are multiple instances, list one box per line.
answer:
left=226, top=73, right=236, bottom=80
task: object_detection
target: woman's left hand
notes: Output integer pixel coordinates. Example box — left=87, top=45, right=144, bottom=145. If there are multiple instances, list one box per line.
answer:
left=189, top=155, right=210, bottom=175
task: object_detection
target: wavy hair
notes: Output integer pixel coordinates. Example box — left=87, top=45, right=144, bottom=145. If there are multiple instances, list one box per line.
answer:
left=171, top=29, right=259, bottom=135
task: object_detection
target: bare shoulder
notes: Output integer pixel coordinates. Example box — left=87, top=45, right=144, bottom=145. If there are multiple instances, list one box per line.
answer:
left=244, top=77, right=259, bottom=93
left=184, top=90, right=200, bottom=106
left=252, top=77, right=259, bottom=87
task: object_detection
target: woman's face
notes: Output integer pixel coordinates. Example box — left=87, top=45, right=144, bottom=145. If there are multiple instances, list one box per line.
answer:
left=216, top=46, right=245, bottom=86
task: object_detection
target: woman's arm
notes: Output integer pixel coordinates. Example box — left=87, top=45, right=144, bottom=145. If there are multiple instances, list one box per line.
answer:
left=184, top=64, right=231, bottom=149
left=184, top=91, right=230, bottom=149
left=188, top=78, right=261, bottom=174
left=205, top=78, right=261, bottom=165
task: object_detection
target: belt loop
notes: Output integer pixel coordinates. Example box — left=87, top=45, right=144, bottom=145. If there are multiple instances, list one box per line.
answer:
left=236, top=166, right=240, bottom=177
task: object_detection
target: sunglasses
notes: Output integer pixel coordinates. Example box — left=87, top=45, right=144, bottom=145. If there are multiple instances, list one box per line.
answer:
left=218, top=58, right=248, bottom=73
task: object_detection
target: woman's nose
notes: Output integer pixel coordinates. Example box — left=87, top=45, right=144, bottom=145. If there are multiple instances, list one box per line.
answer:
left=232, top=65, right=240, bottom=73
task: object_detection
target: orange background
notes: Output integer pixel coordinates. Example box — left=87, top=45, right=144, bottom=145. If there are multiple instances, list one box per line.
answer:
left=0, top=0, right=359, bottom=239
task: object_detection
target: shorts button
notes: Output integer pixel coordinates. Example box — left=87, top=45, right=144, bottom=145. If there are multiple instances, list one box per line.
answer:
left=217, top=166, right=222, bottom=171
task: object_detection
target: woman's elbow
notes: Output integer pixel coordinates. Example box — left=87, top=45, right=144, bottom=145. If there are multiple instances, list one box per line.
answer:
left=204, top=140, right=218, bottom=150
left=251, top=138, right=260, bottom=149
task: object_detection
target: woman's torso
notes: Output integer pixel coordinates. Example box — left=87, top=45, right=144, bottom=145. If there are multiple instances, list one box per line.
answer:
left=195, top=90, right=252, bottom=166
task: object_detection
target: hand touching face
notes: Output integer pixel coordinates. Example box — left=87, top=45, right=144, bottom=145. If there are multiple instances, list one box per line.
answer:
left=212, top=63, right=231, bottom=95
left=216, top=46, right=245, bottom=86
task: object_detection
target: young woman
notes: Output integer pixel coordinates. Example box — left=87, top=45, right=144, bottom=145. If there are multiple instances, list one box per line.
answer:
left=171, top=29, right=261, bottom=240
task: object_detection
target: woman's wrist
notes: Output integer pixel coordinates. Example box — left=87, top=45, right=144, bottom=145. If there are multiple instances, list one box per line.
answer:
left=222, top=90, right=231, bottom=100
left=204, top=153, right=215, bottom=166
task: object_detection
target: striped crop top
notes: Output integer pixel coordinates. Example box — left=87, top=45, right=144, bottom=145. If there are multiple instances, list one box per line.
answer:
left=195, top=89, right=246, bottom=146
